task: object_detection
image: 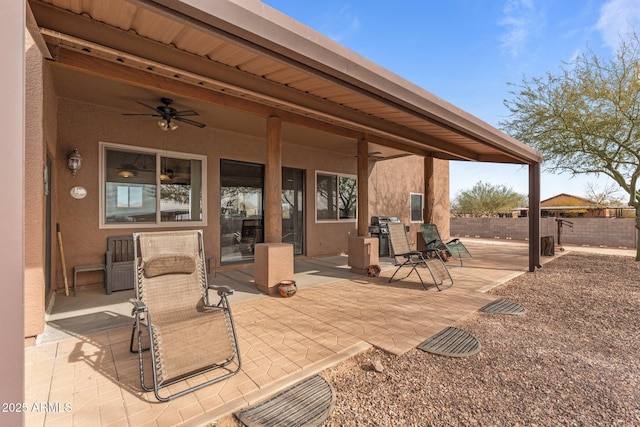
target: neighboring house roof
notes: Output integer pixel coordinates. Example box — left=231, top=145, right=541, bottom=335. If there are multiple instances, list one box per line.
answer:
left=541, top=194, right=595, bottom=207
left=534, top=193, right=630, bottom=211
left=27, top=0, right=542, bottom=165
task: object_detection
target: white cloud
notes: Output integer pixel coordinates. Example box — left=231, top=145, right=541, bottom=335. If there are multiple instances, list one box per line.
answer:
left=325, top=4, right=361, bottom=42
left=498, top=0, right=539, bottom=57
left=596, top=0, right=640, bottom=50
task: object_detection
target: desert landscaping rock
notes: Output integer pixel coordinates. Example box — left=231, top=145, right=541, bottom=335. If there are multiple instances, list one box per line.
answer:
left=221, top=252, right=639, bottom=426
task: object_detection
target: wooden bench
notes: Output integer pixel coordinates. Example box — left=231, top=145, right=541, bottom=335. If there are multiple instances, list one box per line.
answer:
left=73, top=263, right=106, bottom=297
left=105, top=235, right=135, bottom=294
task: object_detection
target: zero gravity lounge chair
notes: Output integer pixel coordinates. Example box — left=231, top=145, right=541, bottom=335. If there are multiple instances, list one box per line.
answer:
left=387, top=223, right=453, bottom=291
left=129, top=230, right=241, bottom=401
left=420, top=223, right=472, bottom=266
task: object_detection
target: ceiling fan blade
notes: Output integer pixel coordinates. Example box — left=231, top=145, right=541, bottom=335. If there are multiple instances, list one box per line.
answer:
left=136, top=101, right=162, bottom=113
left=174, top=110, right=200, bottom=117
left=174, top=117, right=206, bottom=128
left=122, top=113, right=161, bottom=116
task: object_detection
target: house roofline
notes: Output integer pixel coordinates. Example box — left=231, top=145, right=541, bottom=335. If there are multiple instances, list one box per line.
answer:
left=145, top=0, right=542, bottom=164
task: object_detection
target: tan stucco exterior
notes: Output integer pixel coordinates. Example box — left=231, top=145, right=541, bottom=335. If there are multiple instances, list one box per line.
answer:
left=25, top=33, right=46, bottom=340
left=22, top=90, right=450, bottom=341
left=2, top=1, right=25, bottom=420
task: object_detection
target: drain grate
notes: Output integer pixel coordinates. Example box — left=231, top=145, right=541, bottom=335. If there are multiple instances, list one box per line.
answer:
left=236, top=374, right=335, bottom=427
left=480, top=299, right=527, bottom=315
left=417, top=326, right=481, bottom=357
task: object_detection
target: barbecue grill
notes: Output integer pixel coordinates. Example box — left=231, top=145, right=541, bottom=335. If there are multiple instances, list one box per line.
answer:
left=368, top=216, right=400, bottom=256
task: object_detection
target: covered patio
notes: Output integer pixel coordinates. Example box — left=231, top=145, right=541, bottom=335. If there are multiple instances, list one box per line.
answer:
left=22, top=0, right=543, bottom=337
left=26, top=240, right=550, bottom=426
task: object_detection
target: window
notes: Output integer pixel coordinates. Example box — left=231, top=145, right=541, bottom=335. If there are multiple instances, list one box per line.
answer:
left=410, top=193, right=424, bottom=223
left=316, top=172, right=356, bottom=221
left=100, top=142, right=206, bottom=228
left=117, top=185, right=143, bottom=208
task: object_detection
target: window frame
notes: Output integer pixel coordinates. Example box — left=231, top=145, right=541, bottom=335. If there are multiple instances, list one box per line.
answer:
left=315, top=170, right=357, bottom=222
left=410, top=192, right=424, bottom=223
left=99, top=141, right=207, bottom=229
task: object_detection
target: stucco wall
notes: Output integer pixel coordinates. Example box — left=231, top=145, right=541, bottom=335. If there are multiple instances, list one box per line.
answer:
left=24, top=34, right=46, bottom=339
left=369, top=156, right=422, bottom=247
left=3, top=2, right=25, bottom=415
left=51, top=99, right=378, bottom=288
left=368, top=156, right=449, bottom=247
left=429, top=158, right=450, bottom=238
left=286, top=141, right=359, bottom=257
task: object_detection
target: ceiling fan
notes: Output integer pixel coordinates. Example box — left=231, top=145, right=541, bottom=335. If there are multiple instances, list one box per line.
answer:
left=123, top=97, right=206, bottom=130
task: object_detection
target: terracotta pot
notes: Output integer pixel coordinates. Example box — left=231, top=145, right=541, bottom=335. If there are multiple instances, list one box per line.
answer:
left=278, top=280, right=297, bottom=298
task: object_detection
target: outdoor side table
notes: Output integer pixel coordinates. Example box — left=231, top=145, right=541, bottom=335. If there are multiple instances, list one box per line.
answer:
left=73, top=264, right=106, bottom=297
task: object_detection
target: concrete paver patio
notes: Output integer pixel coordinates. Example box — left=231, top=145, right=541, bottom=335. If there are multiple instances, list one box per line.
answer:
left=25, top=240, right=550, bottom=426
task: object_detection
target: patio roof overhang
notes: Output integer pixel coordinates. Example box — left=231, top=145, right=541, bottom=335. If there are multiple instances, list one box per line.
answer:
left=28, top=0, right=542, bottom=165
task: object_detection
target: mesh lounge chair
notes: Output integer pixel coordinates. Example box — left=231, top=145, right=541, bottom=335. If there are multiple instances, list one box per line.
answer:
left=387, top=223, right=453, bottom=291
left=129, top=230, right=241, bottom=401
left=421, top=223, right=472, bottom=266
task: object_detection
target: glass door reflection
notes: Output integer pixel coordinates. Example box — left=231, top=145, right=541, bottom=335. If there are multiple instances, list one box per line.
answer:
left=220, top=160, right=264, bottom=263
left=282, top=167, right=304, bottom=255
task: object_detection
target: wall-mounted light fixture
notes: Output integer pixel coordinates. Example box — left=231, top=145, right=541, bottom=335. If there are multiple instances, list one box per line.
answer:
left=67, top=148, right=82, bottom=176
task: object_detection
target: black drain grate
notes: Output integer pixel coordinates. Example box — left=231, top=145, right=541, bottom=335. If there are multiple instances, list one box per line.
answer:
left=480, top=299, right=527, bottom=315
left=236, top=375, right=335, bottom=427
left=417, top=326, right=481, bottom=357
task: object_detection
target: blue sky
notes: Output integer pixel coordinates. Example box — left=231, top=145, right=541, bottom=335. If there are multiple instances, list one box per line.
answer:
left=261, top=0, right=640, bottom=200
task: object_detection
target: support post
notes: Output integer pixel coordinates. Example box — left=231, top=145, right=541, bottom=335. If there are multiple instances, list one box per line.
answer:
left=529, top=162, right=541, bottom=271
left=357, top=137, right=369, bottom=237
left=424, top=157, right=435, bottom=224
left=1, top=0, right=25, bottom=423
left=265, top=116, right=282, bottom=243
left=423, top=156, right=450, bottom=238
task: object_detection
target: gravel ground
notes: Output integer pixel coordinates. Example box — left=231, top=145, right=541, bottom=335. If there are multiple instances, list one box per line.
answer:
left=221, top=252, right=640, bottom=426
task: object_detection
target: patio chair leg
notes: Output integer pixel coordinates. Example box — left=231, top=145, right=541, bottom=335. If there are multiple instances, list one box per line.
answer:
left=389, top=261, right=426, bottom=289
left=129, top=323, right=150, bottom=353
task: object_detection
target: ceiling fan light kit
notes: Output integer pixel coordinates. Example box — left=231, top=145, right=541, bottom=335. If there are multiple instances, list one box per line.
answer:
left=123, top=97, right=205, bottom=130
left=157, top=118, right=178, bottom=131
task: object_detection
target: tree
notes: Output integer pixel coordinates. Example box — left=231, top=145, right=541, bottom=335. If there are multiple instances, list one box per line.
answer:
left=584, top=182, right=624, bottom=207
left=451, top=181, right=527, bottom=217
left=501, top=33, right=640, bottom=260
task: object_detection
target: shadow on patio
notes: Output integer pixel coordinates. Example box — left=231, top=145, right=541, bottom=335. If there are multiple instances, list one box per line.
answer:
left=26, top=240, right=550, bottom=426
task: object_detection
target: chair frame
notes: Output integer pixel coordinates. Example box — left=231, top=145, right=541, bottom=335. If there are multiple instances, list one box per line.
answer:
left=420, top=223, right=472, bottom=266
left=387, top=223, right=453, bottom=291
left=129, top=230, right=241, bottom=401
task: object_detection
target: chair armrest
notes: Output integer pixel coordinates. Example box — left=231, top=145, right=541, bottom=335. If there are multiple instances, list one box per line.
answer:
left=396, top=250, right=424, bottom=258
left=421, top=248, right=444, bottom=260
left=129, top=298, right=147, bottom=316
left=446, top=238, right=461, bottom=244
left=208, top=284, right=234, bottom=297
left=421, top=248, right=440, bottom=254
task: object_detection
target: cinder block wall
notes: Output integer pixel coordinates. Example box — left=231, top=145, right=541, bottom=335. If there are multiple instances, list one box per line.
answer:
left=451, top=217, right=637, bottom=249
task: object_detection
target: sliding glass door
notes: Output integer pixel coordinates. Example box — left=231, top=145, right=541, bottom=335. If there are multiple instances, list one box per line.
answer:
left=220, top=161, right=305, bottom=263
left=220, top=160, right=264, bottom=263
left=282, top=167, right=304, bottom=255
